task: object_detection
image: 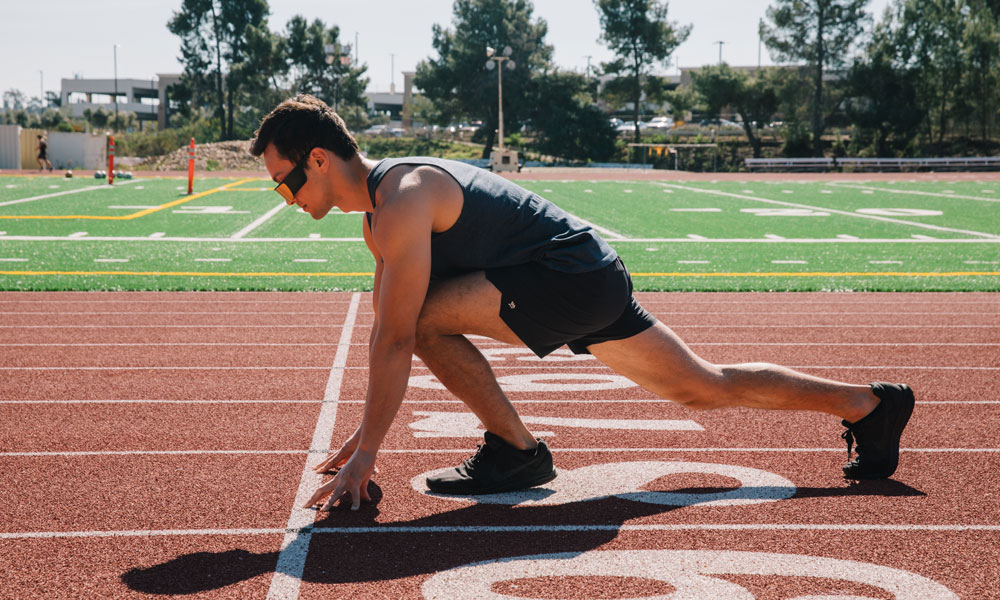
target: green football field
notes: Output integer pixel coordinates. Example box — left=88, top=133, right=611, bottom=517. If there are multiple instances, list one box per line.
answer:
left=0, top=173, right=998, bottom=291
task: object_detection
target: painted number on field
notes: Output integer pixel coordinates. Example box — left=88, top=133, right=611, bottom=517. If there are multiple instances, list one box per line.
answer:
left=422, top=550, right=958, bottom=600
left=740, top=208, right=830, bottom=217
left=415, top=461, right=797, bottom=507
left=409, top=411, right=702, bottom=438
left=409, top=373, right=636, bottom=392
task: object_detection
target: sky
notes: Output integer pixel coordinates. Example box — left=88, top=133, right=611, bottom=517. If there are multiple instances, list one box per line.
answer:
left=2, top=0, right=892, bottom=101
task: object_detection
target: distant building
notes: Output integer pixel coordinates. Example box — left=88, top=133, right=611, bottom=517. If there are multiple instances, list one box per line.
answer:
left=60, top=74, right=181, bottom=130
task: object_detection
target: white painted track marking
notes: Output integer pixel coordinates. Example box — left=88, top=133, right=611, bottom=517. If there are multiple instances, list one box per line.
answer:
left=3, top=523, right=999, bottom=541
left=829, top=182, right=1000, bottom=203
left=416, top=461, right=796, bottom=507
left=658, top=182, right=1000, bottom=239
left=266, top=291, right=360, bottom=600
left=408, top=410, right=702, bottom=438
left=422, top=550, right=958, bottom=600
left=231, top=200, right=286, bottom=239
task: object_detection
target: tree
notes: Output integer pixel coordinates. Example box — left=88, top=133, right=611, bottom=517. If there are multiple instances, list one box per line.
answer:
left=761, top=0, right=871, bottom=156
left=845, top=52, right=923, bottom=156
left=692, top=65, right=778, bottom=158
left=594, top=0, right=690, bottom=143
left=3, top=89, right=26, bottom=110
left=168, top=0, right=269, bottom=140
left=959, top=0, right=999, bottom=144
left=283, top=16, right=369, bottom=125
left=529, top=70, right=618, bottom=162
left=415, top=0, right=553, bottom=158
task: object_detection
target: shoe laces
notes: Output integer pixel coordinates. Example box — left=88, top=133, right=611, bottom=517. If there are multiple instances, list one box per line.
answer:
left=841, top=427, right=855, bottom=459
left=463, top=442, right=495, bottom=471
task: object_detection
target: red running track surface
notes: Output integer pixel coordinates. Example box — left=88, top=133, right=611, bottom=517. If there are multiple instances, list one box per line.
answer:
left=1, top=291, right=997, bottom=599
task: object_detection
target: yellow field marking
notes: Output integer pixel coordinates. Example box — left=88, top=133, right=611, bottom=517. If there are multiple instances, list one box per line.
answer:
left=0, top=178, right=255, bottom=220
left=1, top=270, right=998, bottom=278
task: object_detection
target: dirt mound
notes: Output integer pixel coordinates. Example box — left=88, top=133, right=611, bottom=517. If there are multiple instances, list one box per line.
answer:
left=142, top=140, right=264, bottom=172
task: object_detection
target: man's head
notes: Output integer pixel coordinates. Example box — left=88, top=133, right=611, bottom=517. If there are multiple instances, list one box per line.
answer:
left=251, top=95, right=361, bottom=219
left=250, top=94, right=359, bottom=165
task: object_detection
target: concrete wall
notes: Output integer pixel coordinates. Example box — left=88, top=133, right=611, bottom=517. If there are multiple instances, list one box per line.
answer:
left=47, top=132, right=107, bottom=170
left=0, top=125, right=19, bottom=169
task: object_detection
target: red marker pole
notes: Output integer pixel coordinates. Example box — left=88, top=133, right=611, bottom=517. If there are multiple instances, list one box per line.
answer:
left=107, top=135, right=115, bottom=185
left=187, top=137, right=195, bottom=195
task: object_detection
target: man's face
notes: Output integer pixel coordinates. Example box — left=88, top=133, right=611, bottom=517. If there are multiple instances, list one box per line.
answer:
left=263, top=144, right=335, bottom=220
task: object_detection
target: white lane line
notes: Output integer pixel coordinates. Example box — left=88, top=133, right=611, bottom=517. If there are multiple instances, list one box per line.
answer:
left=232, top=201, right=286, bottom=239
left=4, top=447, right=997, bottom=458
left=293, top=259, right=327, bottom=263
left=149, top=232, right=166, bottom=238
left=3, top=523, right=1000, bottom=540
left=94, top=259, right=129, bottom=263
left=0, top=184, right=110, bottom=208
left=771, top=260, right=806, bottom=264
left=0, top=258, right=28, bottom=262
left=194, top=258, right=231, bottom=262
left=69, top=232, right=87, bottom=238
left=2, top=364, right=998, bottom=372
left=658, top=182, right=1000, bottom=239
left=267, top=291, right=360, bottom=600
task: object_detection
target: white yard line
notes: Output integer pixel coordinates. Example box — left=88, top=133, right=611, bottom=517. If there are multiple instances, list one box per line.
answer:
left=828, top=182, right=1000, bottom=203
left=658, top=182, right=1000, bottom=240
left=0, top=180, right=137, bottom=208
left=267, top=291, right=361, bottom=600
left=231, top=201, right=287, bottom=239
left=564, top=212, right=627, bottom=240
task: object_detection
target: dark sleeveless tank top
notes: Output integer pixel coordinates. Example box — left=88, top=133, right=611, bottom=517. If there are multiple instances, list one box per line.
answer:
left=365, top=157, right=616, bottom=280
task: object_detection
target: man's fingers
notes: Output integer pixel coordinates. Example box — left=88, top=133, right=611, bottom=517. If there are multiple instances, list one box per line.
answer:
left=303, top=478, right=337, bottom=508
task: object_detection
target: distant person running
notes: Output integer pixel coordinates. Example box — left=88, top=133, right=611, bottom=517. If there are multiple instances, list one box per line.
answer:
left=249, top=95, right=915, bottom=513
left=36, top=135, right=53, bottom=171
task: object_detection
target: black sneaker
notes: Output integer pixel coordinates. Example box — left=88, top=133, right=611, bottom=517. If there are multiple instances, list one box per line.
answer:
left=426, top=431, right=557, bottom=495
left=841, top=382, right=915, bottom=479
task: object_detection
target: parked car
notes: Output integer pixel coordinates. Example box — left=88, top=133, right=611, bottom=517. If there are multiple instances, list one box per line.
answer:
left=698, top=118, right=741, bottom=129
left=646, top=116, right=674, bottom=130
left=615, top=120, right=647, bottom=134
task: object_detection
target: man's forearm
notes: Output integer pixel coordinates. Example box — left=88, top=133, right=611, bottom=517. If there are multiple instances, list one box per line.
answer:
left=357, top=336, right=414, bottom=454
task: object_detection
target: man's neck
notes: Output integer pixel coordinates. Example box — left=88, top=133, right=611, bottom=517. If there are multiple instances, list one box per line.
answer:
left=337, top=155, right=380, bottom=213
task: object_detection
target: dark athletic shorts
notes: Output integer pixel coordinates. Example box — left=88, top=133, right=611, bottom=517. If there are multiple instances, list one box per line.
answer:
left=485, top=257, right=657, bottom=358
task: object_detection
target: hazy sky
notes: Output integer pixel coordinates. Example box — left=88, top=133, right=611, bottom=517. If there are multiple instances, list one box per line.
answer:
left=2, top=0, right=891, bottom=100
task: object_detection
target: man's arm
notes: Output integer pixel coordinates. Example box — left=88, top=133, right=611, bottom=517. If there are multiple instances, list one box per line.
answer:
left=305, top=186, right=433, bottom=511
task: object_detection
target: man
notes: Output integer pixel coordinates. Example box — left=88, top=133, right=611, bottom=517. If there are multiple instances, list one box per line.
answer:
left=249, top=95, right=914, bottom=512
left=36, top=135, right=53, bottom=171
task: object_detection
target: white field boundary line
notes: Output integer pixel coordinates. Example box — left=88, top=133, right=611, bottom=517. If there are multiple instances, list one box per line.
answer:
left=657, top=182, right=1000, bottom=240
left=0, top=180, right=139, bottom=208
left=4, top=448, right=998, bottom=458
left=267, top=291, right=360, bottom=600
left=4, top=523, right=1000, bottom=540
left=827, top=182, right=1000, bottom=204
left=231, top=201, right=287, bottom=239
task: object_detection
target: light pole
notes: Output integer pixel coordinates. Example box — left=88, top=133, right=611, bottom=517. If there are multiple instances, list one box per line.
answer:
left=715, top=41, right=725, bottom=66
left=113, top=44, right=120, bottom=132
left=485, top=45, right=515, bottom=152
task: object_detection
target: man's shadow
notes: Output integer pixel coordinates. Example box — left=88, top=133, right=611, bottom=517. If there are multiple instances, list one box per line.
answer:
left=121, top=478, right=924, bottom=595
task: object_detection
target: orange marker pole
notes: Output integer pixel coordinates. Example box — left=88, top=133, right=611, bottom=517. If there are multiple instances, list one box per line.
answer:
left=187, top=137, right=195, bottom=195
left=107, top=135, right=115, bottom=185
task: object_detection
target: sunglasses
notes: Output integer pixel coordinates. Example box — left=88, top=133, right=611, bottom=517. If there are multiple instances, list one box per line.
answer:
left=274, top=154, right=310, bottom=203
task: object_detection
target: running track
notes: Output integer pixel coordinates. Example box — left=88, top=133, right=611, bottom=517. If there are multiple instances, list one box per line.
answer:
left=1, top=291, right=998, bottom=599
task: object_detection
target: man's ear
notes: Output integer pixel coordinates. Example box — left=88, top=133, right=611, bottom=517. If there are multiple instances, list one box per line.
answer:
left=310, top=148, right=330, bottom=173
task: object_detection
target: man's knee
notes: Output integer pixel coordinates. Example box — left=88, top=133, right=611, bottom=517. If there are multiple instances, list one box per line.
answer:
left=661, top=364, right=729, bottom=410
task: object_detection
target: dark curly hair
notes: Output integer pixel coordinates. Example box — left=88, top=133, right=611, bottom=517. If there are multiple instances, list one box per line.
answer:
left=250, top=94, right=360, bottom=163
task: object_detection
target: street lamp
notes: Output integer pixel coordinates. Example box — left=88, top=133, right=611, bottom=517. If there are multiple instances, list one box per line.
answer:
left=113, top=44, right=120, bottom=131
left=485, top=45, right=515, bottom=153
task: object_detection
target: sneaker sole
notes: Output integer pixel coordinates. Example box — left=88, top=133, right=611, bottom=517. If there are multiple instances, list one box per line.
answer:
left=427, top=468, right=558, bottom=496
left=844, top=385, right=915, bottom=480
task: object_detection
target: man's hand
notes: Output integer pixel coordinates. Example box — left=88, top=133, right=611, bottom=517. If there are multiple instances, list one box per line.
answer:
left=313, top=428, right=361, bottom=474
left=304, top=448, right=376, bottom=512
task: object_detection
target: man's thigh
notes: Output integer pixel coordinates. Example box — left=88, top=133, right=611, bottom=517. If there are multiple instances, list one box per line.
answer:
left=418, top=271, right=524, bottom=346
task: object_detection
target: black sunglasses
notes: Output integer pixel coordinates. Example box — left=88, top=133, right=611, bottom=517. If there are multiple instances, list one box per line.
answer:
left=274, top=153, right=310, bottom=203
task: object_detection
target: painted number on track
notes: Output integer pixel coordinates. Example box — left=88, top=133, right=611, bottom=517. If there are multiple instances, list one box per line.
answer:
left=409, top=373, right=636, bottom=392
left=409, top=411, right=702, bottom=438
left=422, top=550, right=958, bottom=600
